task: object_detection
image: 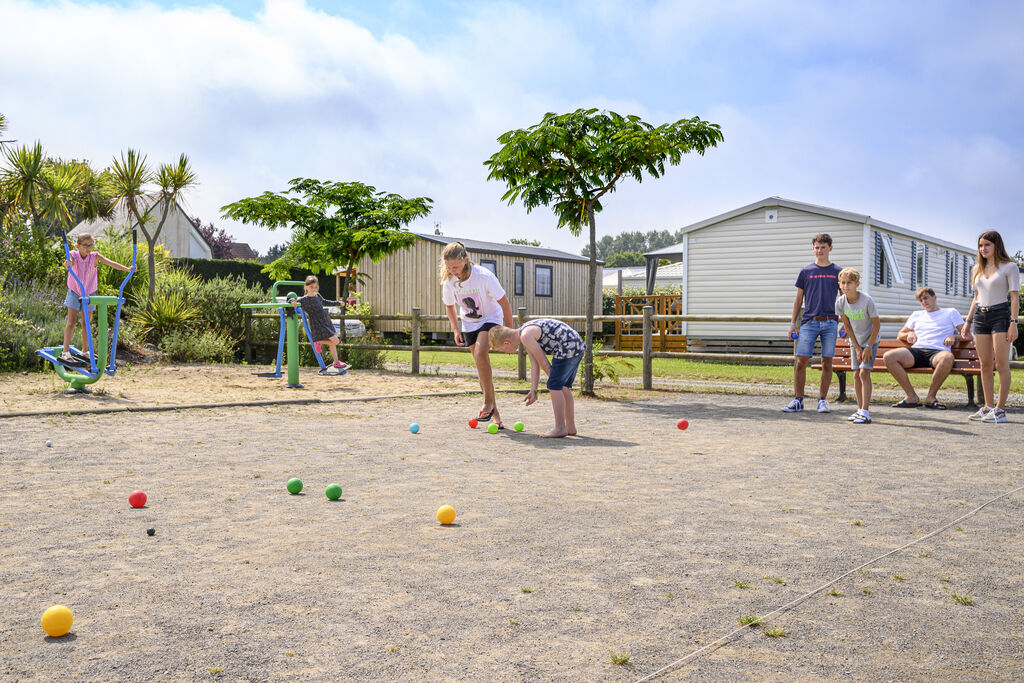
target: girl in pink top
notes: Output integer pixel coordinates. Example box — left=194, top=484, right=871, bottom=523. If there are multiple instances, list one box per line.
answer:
left=62, top=232, right=133, bottom=363
left=961, top=230, right=1020, bottom=423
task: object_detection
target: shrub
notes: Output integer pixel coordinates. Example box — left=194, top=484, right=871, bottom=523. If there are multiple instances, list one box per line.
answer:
left=345, top=330, right=388, bottom=370
left=130, top=288, right=198, bottom=341
left=590, top=341, right=634, bottom=384
left=158, top=328, right=235, bottom=363
left=190, top=275, right=269, bottom=342
left=0, top=276, right=65, bottom=371
left=171, top=257, right=312, bottom=290
left=0, top=222, right=64, bottom=287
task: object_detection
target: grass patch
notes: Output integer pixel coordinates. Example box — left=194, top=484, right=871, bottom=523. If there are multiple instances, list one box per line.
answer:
left=732, top=580, right=753, bottom=589
left=508, top=618, right=520, bottom=626
left=892, top=574, right=905, bottom=581
left=763, top=575, right=785, bottom=584
left=851, top=520, right=863, bottom=526
left=609, top=652, right=631, bottom=665
left=520, top=587, right=536, bottom=593
left=952, top=593, right=974, bottom=606
left=827, top=589, right=842, bottom=596
left=862, top=588, right=873, bottom=595
left=737, top=615, right=761, bottom=626
left=208, top=666, right=223, bottom=674
left=762, top=627, right=787, bottom=638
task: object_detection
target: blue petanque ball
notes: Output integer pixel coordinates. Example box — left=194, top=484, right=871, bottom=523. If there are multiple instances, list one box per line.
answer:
left=409, top=423, right=420, bottom=434
left=790, top=332, right=798, bottom=340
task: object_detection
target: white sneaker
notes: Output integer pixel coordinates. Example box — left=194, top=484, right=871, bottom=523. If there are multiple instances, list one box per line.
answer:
left=817, top=398, right=831, bottom=413
left=981, top=409, right=1008, bottom=424
left=782, top=398, right=804, bottom=413
left=968, top=406, right=992, bottom=421
left=847, top=411, right=861, bottom=421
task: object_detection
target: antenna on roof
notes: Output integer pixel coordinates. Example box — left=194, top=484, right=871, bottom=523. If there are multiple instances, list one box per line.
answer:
left=433, top=221, right=442, bottom=235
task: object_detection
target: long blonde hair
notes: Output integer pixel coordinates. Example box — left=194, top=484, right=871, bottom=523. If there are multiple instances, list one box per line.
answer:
left=971, top=230, right=1013, bottom=285
left=438, top=242, right=473, bottom=285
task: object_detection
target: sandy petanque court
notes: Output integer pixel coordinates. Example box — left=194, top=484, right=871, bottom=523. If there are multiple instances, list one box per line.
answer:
left=1, top=367, right=1022, bottom=681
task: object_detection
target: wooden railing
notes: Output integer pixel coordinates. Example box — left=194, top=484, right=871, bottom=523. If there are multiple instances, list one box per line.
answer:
left=244, top=306, right=1023, bottom=389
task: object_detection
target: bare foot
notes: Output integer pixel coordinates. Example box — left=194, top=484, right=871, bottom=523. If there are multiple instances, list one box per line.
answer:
left=567, top=430, right=577, bottom=436
left=539, top=428, right=569, bottom=438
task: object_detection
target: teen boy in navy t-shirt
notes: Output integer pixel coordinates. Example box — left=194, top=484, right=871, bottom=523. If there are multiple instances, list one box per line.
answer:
left=783, top=233, right=842, bottom=413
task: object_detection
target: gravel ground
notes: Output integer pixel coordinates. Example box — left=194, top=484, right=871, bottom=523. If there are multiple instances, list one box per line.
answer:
left=1, top=382, right=1022, bottom=681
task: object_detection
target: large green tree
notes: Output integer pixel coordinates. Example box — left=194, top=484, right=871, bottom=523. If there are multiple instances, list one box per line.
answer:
left=222, top=178, right=432, bottom=342
left=108, top=149, right=197, bottom=307
left=485, top=108, right=723, bottom=394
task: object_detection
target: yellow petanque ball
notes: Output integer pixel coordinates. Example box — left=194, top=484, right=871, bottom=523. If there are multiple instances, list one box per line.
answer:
left=436, top=504, right=456, bottom=525
left=41, top=605, right=73, bottom=637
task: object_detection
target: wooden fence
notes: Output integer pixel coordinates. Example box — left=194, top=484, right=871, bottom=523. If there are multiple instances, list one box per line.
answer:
left=244, top=306, right=1023, bottom=389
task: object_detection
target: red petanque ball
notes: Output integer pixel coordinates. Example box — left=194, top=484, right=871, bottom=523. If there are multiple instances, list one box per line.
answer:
left=128, top=490, right=147, bottom=508
left=468, top=418, right=478, bottom=429
left=676, top=419, right=689, bottom=430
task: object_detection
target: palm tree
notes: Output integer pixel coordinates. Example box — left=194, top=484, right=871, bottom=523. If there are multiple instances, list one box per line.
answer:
left=109, top=149, right=197, bottom=307
left=1, top=141, right=47, bottom=231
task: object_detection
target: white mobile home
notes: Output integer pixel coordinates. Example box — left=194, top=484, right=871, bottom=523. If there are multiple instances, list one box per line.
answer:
left=71, top=198, right=213, bottom=259
left=644, top=197, right=983, bottom=340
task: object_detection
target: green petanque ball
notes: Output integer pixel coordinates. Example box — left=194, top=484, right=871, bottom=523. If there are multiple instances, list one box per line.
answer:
left=514, top=421, right=525, bottom=432
left=286, top=477, right=303, bottom=494
left=487, top=423, right=499, bottom=434
left=325, top=483, right=342, bottom=500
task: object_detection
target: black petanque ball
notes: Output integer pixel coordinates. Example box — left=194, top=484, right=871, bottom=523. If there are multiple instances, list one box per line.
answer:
left=147, top=528, right=155, bottom=536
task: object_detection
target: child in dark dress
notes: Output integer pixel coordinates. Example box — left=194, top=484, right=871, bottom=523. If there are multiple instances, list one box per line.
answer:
left=290, top=275, right=349, bottom=371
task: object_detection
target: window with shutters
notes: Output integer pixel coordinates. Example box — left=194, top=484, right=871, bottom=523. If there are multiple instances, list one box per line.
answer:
left=946, top=251, right=955, bottom=295
left=962, top=254, right=970, bottom=294
left=923, top=245, right=929, bottom=287
left=874, top=232, right=884, bottom=286
left=911, top=242, right=918, bottom=289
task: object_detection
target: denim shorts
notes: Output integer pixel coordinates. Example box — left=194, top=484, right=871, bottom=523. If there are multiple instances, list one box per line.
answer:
left=972, top=302, right=1010, bottom=335
left=64, top=290, right=97, bottom=312
left=547, top=353, right=583, bottom=391
left=850, top=342, right=878, bottom=371
left=795, top=319, right=838, bottom=358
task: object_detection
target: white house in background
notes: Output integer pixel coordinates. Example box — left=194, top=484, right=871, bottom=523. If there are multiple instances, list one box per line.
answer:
left=644, top=197, right=983, bottom=340
left=602, top=262, right=684, bottom=291
left=70, top=198, right=213, bottom=259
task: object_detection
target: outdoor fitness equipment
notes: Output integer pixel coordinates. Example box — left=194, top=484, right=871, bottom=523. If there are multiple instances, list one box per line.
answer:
left=241, top=280, right=346, bottom=389
left=36, top=230, right=137, bottom=394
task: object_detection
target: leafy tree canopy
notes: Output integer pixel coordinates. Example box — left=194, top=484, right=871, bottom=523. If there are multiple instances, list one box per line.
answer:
left=221, top=178, right=432, bottom=298
left=582, top=228, right=686, bottom=260
left=484, top=107, right=722, bottom=394
left=191, top=216, right=234, bottom=259
left=604, top=250, right=645, bottom=268
left=508, top=237, right=542, bottom=246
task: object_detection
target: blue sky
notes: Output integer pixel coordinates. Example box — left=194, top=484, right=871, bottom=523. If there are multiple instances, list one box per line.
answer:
left=1, top=0, right=1021, bottom=256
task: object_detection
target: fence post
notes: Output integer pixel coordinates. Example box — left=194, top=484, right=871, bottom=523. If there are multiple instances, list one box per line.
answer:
left=243, top=308, right=252, bottom=364
left=411, top=307, right=421, bottom=376
left=517, top=306, right=527, bottom=381
left=642, top=305, right=653, bottom=390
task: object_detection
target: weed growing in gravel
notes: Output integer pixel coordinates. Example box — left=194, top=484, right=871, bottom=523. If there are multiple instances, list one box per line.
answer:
left=737, top=615, right=761, bottom=626
left=732, top=580, right=753, bottom=589
left=609, top=652, right=631, bottom=665
left=520, top=587, right=535, bottom=593
left=208, top=667, right=223, bottom=674
left=508, top=618, right=520, bottom=626
left=892, top=574, right=905, bottom=581
left=851, top=520, right=863, bottom=526
left=781, top=508, right=795, bottom=513
left=939, top=578, right=952, bottom=583
left=285, top=651, right=295, bottom=657
left=666, top=592, right=675, bottom=598
left=919, top=552, right=932, bottom=558
left=952, top=593, right=974, bottom=605
left=572, top=605, right=582, bottom=612
left=862, top=589, right=873, bottom=595
left=389, top=646, right=399, bottom=653
left=762, top=627, right=786, bottom=637
left=955, top=526, right=964, bottom=531
left=827, top=589, right=842, bottom=596
left=763, top=575, right=785, bottom=584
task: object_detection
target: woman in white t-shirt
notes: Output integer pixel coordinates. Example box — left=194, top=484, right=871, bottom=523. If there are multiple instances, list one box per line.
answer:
left=961, top=230, right=1020, bottom=423
left=440, top=242, right=513, bottom=428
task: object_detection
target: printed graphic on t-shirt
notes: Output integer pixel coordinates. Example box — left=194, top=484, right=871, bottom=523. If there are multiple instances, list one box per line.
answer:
left=843, top=307, right=867, bottom=320
left=461, top=295, right=483, bottom=319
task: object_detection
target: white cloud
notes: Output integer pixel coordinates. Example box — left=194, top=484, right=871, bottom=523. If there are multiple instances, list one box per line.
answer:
left=0, top=0, right=1020, bottom=257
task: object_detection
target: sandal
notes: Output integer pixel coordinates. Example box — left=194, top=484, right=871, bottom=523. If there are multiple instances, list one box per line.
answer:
left=891, top=399, right=921, bottom=408
left=494, top=421, right=505, bottom=430
left=924, top=401, right=947, bottom=410
left=477, top=409, right=494, bottom=422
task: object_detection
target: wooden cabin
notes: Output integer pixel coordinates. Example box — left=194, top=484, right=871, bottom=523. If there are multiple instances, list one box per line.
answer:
left=643, top=197, right=983, bottom=341
left=346, top=233, right=602, bottom=336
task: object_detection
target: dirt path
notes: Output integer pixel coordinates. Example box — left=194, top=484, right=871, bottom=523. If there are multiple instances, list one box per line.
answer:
left=1, top=389, right=1021, bottom=681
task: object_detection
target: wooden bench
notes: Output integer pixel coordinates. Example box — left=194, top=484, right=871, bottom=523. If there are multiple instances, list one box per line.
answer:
left=813, top=338, right=982, bottom=407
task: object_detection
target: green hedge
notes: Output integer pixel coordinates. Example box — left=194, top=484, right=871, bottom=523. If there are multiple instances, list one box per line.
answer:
left=171, top=258, right=322, bottom=293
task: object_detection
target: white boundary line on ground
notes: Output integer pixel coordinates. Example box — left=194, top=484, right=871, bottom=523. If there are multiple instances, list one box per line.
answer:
left=635, top=483, right=1024, bottom=682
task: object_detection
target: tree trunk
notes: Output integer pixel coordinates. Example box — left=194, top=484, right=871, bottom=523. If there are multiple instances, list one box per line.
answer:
left=146, top=241, right=157, bottom=309
left=337, top=259, right=355, bottom=362
left=583, top=203, right=597, bottom=396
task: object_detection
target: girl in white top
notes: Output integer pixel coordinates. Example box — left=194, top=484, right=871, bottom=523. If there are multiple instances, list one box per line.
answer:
left=440, top=242, right=513, bottom=428
left=961, top=230, right=1020, bottom=423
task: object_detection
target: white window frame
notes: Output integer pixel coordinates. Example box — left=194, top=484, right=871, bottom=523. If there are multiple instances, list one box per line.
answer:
left=880, top=235, right=904, bottom=285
